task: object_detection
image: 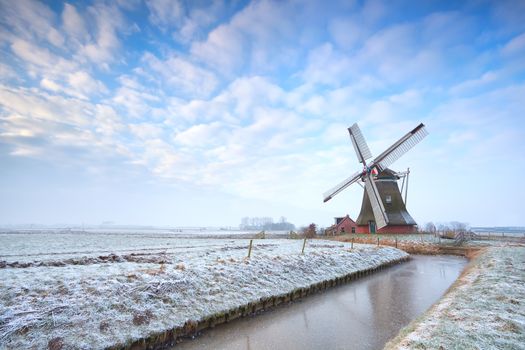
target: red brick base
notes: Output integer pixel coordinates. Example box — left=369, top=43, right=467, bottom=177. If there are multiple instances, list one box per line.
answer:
left=356, top=225, right=417, bottom=234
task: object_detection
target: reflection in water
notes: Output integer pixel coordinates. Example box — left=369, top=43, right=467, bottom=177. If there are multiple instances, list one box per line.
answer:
left=302, top=310, right=309, bottom=330
left=174, top=255, right=466, bottom=350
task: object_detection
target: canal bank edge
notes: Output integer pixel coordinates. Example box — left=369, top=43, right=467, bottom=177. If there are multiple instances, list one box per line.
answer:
left=383, top=245, right=525, bottom=350
left=108, top=254, right=410, bottom=350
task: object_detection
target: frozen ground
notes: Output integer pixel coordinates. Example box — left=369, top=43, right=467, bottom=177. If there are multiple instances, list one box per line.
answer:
left=0, top=233, right=407, bottom=349
left=332, top=232, right=525, bottom=251
left=385, top=246, right=525, bottom=350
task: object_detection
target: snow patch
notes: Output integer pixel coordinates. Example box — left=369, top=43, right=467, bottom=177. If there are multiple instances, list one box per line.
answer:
left=0, top=235, right=407, bottom=349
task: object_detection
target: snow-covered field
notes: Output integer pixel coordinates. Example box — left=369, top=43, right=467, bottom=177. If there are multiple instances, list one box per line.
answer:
left=385, top=246, right=525, bottom=350
left=0, top=233, right=407, bottom=349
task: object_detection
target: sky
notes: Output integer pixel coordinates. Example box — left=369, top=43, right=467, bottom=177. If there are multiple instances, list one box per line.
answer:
left=0, top=0, right=524, bottom=228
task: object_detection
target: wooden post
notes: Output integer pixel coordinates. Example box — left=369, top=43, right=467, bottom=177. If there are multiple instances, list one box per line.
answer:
left=301, top=237, right=307, bottom=254
left=395, top=237, right=398, bottom=248
left=377, top=237, right=379, bottom=246
left=351, top=238, right=354, bottom=249
left=247, top=239, right=253, bottom=258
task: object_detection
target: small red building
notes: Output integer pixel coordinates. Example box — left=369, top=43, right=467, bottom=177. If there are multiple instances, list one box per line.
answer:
left=326, top=215, right=358, bottom=235
left=327, top=214, right=417, bottom=234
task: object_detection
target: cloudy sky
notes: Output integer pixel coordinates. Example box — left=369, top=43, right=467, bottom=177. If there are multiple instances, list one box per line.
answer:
left=0, top=0, right=524, bottom=228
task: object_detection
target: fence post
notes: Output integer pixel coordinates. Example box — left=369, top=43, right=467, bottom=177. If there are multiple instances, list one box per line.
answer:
left=377, top=237, right=379, bottom=246
left=351, top=238, right=354, bottom=249
left=247, top=239, right=253, bottom=258
left=395, top=237, right=398, bottom=248
left=301, top=237, right=307, bottom=254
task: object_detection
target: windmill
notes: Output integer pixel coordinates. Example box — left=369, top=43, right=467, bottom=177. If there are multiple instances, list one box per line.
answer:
left=323, top=123, right=428, bottom=233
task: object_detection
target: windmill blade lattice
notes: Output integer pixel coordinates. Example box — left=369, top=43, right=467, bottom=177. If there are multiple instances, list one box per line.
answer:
left=348, top=123, right=372, bottom=164
left=372, top=123, right=428, bottom=172
left=323, top=170, right=363, bottom=203
left=364, top=174, right=389, bottom=229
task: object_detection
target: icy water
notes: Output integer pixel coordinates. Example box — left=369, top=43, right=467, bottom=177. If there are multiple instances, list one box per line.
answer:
left=174, top=255, right=467, bottom=350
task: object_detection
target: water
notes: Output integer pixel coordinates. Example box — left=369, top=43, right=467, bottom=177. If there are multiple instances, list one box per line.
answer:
left=174, top=255, right=467, bottom=350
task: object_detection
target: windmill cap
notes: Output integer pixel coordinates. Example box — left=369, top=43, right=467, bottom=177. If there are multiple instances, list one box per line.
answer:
left=376, top=168, right=399, bottom=179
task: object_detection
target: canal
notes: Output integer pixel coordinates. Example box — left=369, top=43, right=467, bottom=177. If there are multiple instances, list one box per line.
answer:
left=174, top=255, right=467, bottom=350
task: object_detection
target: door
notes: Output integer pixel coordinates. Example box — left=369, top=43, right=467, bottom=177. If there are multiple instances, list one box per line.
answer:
left=369, top=221, right=376, bottom=234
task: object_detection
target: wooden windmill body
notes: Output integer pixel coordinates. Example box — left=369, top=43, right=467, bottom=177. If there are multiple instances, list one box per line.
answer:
left=323, top=123, right=428, bottom=234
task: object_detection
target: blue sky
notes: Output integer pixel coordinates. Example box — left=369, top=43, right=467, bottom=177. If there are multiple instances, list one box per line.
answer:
left=0, top=0, right=524, bottom=228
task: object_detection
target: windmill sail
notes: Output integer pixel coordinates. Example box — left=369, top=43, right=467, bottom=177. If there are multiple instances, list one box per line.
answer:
left=364, top=174, right=389, bottom=229
left=323, top=121, right=427, bottom=233
left=323, top=170, right=363, bottom=203
left=372, top=123, right=428, bottom=172
left=348, top=123, right=372, bottom=164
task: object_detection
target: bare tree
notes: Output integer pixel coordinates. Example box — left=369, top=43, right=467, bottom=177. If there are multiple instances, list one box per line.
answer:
left=436, top=223, right=451, bottom=238
left=450, top=221, right=469, bottom=233
left=302, top=223, right=317, bottom=238
left=425, top=222, right=437, bottom=235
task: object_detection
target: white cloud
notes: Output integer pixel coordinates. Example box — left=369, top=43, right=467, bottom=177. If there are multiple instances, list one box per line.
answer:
left=175, top=1, right=225, bottom=43
left=146, top=0, right=185, bottom=28
left=67, top=71, right=108, bottom=98
left=11, top=39, right=75, bottom=72
left=225, top=76, right=284, bottom=116
left=300, top=43, right=352, bottom=86
left=163, top=75, right=285, bottom=126
left=329, top=16, right=366, bottom=50
left=190, top=23, right=244, bottom=75
left=77, top=3, right=128, bottom=67
left=129, top=123, right=164, bottom=140
left=0, top=0, right=64, bottom=47
left=360, top=0, right=387, bottom=24
left=112, top=83, right=161, bottom=120
left=144, top=0, right=226, bottom=43
left=0, top=85, right=90, bottom=126
left=143, top=52, right=218, bottom=98
left=174, top=122, right=223, bottom=147
left=388, top=89, right=421, bottom=105
left=190, top=0, right=305, bottom=75
left=115, top=0, right=141, bottom=11
left=502, top=32, right=525, bottom=56
left=62, top=3, right=90, bottom=43
left=307, top=11, right=481, bottom=90
left=93, top=104, right=124, bottom=137
left=1, top=0, right=127, bottom=72
left=420, top=11, right=475, bottom=48
left=0, top=0, right=524, bottom=226
left=0, top=85, right=131, bottom=166
left=40, top=78, right=62, bottom=92
left=449, top=71, right=499, bottom=95
left=0, top=62, right=17, bottom=82
left=39, top=72, right=107, bottom=100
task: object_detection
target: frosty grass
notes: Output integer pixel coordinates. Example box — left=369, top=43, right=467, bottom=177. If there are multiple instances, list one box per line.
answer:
left=0, top=232, right=407, bottom=349
left=387, top=246, right=525, bottom=350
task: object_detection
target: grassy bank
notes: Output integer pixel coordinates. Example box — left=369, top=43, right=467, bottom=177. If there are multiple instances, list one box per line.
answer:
left=384, top=246, right=525, bottom=349
left=0, top=235, right=408, bottom=349
left=328, top=233, right=525, bottom=349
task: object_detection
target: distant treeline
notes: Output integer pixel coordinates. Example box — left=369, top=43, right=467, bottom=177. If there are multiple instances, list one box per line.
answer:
left=240, top=216, right=295, bottom=231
